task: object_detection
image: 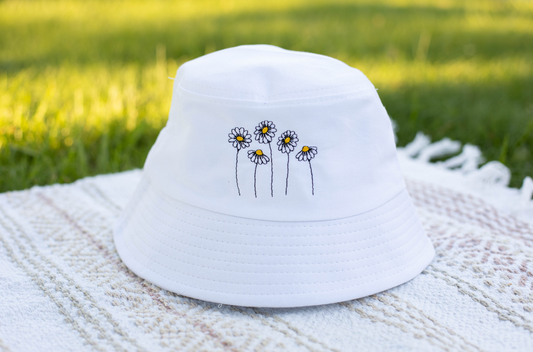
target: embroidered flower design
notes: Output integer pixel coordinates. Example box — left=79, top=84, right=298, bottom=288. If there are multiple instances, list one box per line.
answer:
left=248, top=149, right=270, bottom=165
left=228, top=127, right=252, bottom=196
left=254, top=120, right=277, bottom=144
left=248, top=149, right=270, bottom=198
left=228, top=127, right=252, bottom=151
left=229, top=123, right=320, bottom=197
left=254, top=120, right=277, bottom=197
left=277, top=130, right=299, bottom=154
left=295, top=146, right=318, bottom=195
left=277, top=130, right=299, bottom=195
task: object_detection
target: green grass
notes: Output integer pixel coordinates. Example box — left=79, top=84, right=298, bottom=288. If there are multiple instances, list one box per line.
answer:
left=1, top=0, right=532, bottom=192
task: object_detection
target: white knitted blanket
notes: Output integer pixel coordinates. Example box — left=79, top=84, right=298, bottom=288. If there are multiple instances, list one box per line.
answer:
left=1, top=139, right=533, bottom=352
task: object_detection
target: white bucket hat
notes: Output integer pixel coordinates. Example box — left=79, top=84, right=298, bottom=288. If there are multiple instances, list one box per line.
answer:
left=114, top=45, right=435, bottom=308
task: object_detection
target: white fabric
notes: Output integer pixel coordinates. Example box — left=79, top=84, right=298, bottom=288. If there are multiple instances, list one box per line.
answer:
left=146, top=45, right=403, bottom=221
left=115, top=175, right=433, bottom=308
left=397, top=148, right=533, bottom=222
left=1, top=162, right=533, bottom=351
left=116, top=45, right=434, bottom=307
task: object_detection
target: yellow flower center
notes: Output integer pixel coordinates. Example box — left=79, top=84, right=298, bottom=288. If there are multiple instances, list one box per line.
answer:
left=262, top=126, right=269, bottom=134
left=236, top=136, right=244, bottom=141
left=284, top=137, right=291, bottom=144
left=255, top=149, right=263, bottom=156
left=302, top=146, right=309, bottom=152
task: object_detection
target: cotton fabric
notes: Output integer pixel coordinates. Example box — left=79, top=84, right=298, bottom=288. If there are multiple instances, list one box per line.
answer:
left=114, top=45, right=435, bottom=307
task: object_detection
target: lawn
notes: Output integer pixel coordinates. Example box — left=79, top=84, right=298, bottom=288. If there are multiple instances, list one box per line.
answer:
left=0, top=0, right=532, bottom=192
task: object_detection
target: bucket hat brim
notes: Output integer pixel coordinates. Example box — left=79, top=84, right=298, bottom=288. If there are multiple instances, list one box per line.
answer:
left=114, top=174, right=434, bottom=308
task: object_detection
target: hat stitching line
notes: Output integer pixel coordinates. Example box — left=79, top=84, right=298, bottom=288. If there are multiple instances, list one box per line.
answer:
left=131, top=212, right=419, bottom=267
left=180, top=80, right=372, bottom=99
left=121, top=230, right=424, bottom=296
left=143, top=188, right=416, bottom=244
left=178, top=85, right=372, bottom=104
left=181, top=81, right=269, bottom=97
left=147, top=185, right=411, bottom=235
left=125, top=220, right=426, bottom=286
left=177, top=86, right=373, bottom=106
left=151, top=182, right=410, bottom=228
left=136, top=199, right=419, bottom=255
left=129, top=208, right=421, bottom=272
left=148, top=180, right=409, bottom=228
left=132, top=197, right=419, bottom=256
left=136, top=174, right=405, bottom=230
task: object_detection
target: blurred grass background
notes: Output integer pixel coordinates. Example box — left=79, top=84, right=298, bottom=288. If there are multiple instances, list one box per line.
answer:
left=0, top=0, right=532, bottom=192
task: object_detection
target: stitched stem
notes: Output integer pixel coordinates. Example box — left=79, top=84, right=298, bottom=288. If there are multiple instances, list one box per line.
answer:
left=309, top=160, right=314, bottom=195
left=269, top=142, right=273, bottom=197
left=285, top=153, right=290, bottom=195
left=235, top=149, right=241, bottom=196
left=254, top=163, right=258, bottom=198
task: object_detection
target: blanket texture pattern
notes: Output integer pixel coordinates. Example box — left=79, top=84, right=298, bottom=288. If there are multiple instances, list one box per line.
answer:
left=1, top=150, right=533, bottom=351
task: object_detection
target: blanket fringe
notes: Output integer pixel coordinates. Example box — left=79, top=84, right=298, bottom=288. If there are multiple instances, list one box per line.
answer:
left=394, top=126, right=533, bottom=216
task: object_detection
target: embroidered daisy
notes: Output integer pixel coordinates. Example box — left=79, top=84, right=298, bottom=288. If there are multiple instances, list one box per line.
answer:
left=296, top=146, right=318, bottom=195
left=248, top=149, right=270, bottom=198
left=254, top=120, right=277, bottom=144
left=295, top=146, right=318, bottom=162
left=228, top=127, right=252, bottom=196
left=277, top=130, right=299, bottom=154
left=254, top=120, right=277, bottom=197
left=277, top=130, right=299, bottom=195
left=248, top=149, right=270, bottom=165
left=228, top=127, right=252, bottom=151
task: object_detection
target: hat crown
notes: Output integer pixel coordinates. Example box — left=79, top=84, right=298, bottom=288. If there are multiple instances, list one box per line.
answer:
left=144, top=45, right=404, bottom=221
left=177, top=45, right=373, bottom=102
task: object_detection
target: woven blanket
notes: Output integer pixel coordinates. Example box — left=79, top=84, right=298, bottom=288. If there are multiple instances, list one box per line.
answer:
left=1, top=144, right=533, bottom=351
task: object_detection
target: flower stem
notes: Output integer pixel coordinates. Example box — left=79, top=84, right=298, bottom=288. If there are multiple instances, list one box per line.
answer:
left=235, top=149, right=241, bottom=196
left=285, top=153, right=290, bottom=195
left=268, top=142, right=273, bottom=197
left=254, top=163, right=258, bottom=198
left=308, top=160, right=314, bottom=195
